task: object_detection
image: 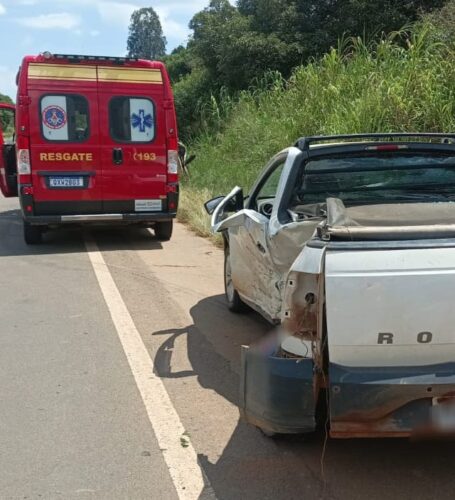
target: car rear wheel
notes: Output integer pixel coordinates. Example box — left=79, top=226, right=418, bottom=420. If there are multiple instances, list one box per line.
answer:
left=154, top=220, right=173, bottom=241
left=23, top=221, right=42, bottom=245
left=224, top=245, right=248, bottom=313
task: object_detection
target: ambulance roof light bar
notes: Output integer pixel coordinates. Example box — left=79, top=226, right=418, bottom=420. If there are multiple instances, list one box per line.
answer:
left=40, top=52, right=139, bottom=64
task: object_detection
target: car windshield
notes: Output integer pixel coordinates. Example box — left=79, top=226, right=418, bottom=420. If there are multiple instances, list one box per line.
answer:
left=298, top=153, right=455, bottom=205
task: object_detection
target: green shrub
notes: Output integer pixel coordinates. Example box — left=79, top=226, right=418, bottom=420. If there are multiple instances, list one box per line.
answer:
left=179, top=24, right=455, bottom=234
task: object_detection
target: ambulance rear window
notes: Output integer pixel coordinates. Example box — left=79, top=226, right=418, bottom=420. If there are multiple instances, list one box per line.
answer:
left=109, top=97, right=155, bottom=143
left=40, top=94, right=89, bottom=142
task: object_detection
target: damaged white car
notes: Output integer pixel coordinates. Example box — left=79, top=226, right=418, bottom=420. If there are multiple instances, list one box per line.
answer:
left=205, top=133, right=455, bottom=438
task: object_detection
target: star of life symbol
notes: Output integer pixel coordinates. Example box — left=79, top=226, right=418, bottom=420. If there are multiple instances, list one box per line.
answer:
left=42, top=105, right=67, bottom=130
left=131, top=109, right=153, bottom=133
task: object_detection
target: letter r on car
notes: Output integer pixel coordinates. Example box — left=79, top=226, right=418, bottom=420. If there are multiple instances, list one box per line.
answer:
left=378, top=332, right=394, bottom=344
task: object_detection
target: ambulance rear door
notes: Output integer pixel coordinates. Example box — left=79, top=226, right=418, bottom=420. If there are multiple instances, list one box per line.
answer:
left=27, top=62, right=103, bottom=215
left=97, top=64, right=168, bottom=214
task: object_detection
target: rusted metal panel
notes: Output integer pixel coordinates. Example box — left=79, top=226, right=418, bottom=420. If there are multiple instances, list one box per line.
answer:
left=329, top=363, right=455, bottom=438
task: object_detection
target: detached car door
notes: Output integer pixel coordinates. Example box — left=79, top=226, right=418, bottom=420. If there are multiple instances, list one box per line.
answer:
left=0, top=103, right=17, bottom=198
left=215, top=153, right=288, bottom=322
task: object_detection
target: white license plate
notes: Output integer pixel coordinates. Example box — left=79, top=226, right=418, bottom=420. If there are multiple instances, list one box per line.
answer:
left=135, top=199, right=162, bottom=212
left=49, top=176, right=84, bottom=188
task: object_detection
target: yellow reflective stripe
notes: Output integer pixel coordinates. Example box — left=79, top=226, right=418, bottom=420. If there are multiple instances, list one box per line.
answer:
left=28, top=63, right=97, bottom=81
left=28, top=63, right=163, bottom=84
left=98, top=67, right=163, bottom=84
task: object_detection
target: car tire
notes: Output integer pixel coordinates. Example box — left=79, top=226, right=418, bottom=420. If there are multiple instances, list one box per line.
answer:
left=224, top=245, right=248, bottom=313
left=23, top=221, right=42, bottom=245
left=155, top=220, right=173, bottom=241
left=258, top=427, right=280, bottom=439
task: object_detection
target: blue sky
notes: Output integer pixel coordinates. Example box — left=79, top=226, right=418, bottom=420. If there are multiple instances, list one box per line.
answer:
left=0, top=0, right=213, bottom=100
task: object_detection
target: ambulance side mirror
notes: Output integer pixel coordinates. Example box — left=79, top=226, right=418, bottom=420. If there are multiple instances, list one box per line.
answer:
left=185, top=154, right=196, bottom=167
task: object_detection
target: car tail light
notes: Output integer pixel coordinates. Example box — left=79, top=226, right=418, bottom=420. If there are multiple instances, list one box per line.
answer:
left=167, top=150, right=179, bottom=175
left=22, top=186, right=33, bottom=196
left=17, top=149, right=31, bottom=174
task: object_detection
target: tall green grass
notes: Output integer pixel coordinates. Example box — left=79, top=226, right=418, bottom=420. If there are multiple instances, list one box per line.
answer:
left=179, top=24, right=455, bottom=235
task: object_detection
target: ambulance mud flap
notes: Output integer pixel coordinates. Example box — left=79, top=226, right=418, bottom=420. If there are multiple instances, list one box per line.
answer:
left=240, top=344, right=316, bottom=434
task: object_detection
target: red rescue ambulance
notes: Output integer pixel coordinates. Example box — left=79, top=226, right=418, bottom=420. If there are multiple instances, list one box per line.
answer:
left=2, top=52, right=179, bottom=244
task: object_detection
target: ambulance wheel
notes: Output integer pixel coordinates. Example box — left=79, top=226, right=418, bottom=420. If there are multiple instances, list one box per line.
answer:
left=23, top=221, right=42, bottom=245
left=154, top=220, right=173, bottom=241
left=224, top=245, right=248, bottom=313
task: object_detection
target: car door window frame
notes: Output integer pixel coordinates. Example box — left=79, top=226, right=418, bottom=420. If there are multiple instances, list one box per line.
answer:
left=247, top=152, right=288, bottom=213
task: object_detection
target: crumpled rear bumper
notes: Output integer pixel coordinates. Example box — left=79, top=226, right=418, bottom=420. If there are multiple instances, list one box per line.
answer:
left=239, top=345, right=317, bottom=434
left=239, top=345, right=455, bottom=438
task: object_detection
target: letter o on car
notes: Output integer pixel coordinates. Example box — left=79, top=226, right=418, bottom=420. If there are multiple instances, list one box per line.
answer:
left=417, top=331, right=433, bottom=344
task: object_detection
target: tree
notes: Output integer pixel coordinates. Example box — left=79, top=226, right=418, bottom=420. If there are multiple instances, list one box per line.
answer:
left=164, top=0, right=448, bottom=139
left=424, top=0, right=455, bottom=41
left=188, top=0, right=296, bottom=90
left=188, top=0, right=238, bottom=77
left=163, top=46, right=193, bottom=83
left=127, top=7, right=166, bottom=60
left=0, top=93, right=14, bottom=132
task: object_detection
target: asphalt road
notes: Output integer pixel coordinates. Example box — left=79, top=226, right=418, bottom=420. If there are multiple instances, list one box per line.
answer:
left=1, top=195, right=455, bottom=500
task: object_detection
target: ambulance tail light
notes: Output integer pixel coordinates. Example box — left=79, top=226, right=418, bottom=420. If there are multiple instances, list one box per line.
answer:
left=167, top=150, right=179, bottom=175
left=18, top=149, right=32, bottom=184
left=18, top=149, right=31, bottom=174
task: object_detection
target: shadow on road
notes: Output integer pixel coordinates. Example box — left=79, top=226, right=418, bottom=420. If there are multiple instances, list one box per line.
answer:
left=153, top=295, right=455, bottom=500
left=0, top=208, right=163, bottom=256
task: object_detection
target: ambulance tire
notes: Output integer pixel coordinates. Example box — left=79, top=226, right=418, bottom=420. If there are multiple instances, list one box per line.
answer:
left=154, top=220, right=173, bottom=241
left=23, top=221, right=42, bottom=245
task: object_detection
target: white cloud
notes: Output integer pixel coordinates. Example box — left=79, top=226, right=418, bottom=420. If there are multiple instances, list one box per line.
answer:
left=0, top=3, right=5, bottom=15
left=155, top=6, right=190, bottom=42
left=17, top=12, right=80, bottom=30
left=0, top=66, right=17, bottom=101
left=96, top=1, right=138, bottom=27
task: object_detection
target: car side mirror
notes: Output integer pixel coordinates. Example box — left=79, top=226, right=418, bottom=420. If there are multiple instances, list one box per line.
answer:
left=204, top=189, right=244, bottom=215
left=204, top=196, right=225, bottom=215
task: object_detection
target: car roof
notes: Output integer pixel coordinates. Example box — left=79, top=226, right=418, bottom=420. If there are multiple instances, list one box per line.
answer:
left=295, top=133, right=455, bottom=151
left=292, top=133, right=455, bottom=159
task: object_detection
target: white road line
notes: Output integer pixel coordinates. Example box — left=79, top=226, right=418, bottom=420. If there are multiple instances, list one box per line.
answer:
left=85, top=238, right=207, bottom=500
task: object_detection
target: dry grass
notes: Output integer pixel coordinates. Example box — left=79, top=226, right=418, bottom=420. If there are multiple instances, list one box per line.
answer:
left=177, top=186, right=223, bottom=246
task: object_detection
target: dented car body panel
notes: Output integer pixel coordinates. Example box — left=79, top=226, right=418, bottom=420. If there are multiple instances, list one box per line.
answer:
left=325, top=244, right=455, bottom=437
left=212, top=134, right=455, bottom=438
